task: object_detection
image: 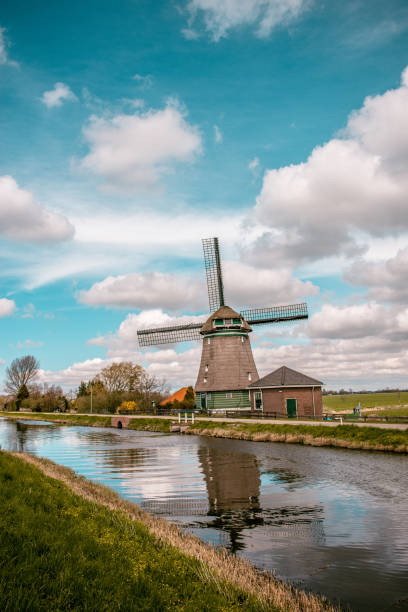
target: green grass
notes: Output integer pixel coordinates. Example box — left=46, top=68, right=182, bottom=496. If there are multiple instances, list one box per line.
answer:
left=127, top=418, right=171, bottom=432
left=360, top=406, right=408, bottom=417
left=0, top=451, right=264, bottom=612
left=1, top=412, right=112, bottom=428
left=188, top=420, right=408, bottom=451
left=323, top=392, right=408, bottom=412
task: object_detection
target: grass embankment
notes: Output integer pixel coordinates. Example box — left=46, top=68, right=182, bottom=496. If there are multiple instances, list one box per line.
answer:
left=0, top=452, right=336, bottom=612
left=323, top=392, right=408, bottom=413
left=0, top=412, right=112, bottom=428
left=185, top=421, right=408, bottom=453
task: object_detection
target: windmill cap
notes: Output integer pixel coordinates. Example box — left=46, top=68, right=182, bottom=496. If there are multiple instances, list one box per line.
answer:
left=200, top=305, right=252, bottom=334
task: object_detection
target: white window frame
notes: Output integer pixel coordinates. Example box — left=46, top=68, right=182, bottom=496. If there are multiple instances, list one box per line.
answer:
left=226, top=392, right=232, bottom=399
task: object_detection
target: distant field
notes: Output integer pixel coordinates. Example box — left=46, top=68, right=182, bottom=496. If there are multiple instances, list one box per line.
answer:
left=323, top=392, right=408, bottom=413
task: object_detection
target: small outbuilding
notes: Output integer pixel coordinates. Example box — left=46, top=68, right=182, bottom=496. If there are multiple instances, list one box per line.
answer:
left=248, top=366, right=323, bottom=418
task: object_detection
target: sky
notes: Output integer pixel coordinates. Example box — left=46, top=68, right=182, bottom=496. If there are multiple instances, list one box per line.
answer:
left=1, top=0, right=408, bottom=393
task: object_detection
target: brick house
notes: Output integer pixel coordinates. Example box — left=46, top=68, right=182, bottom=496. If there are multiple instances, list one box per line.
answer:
left=248, top=366, right=323, bottom=418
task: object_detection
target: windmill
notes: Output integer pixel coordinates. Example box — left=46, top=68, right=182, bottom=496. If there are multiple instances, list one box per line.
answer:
left=137, top=238, right=308, bottom=412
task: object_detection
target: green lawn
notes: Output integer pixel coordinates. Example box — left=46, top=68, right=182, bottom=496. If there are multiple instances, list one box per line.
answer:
left=0, top=451, right=265, bottom=612
left=323, top=392, right=408, bottom=412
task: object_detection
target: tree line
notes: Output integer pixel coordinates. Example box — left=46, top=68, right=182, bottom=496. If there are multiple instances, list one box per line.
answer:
left=1, top=355, right=171, bottom=414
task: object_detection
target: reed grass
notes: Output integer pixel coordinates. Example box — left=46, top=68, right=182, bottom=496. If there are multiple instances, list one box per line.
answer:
left=7, top=452, right=339, bottom=612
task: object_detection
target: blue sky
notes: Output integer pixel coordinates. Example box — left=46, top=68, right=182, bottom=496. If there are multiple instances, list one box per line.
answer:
left=1, top=0, right=408, bottom=392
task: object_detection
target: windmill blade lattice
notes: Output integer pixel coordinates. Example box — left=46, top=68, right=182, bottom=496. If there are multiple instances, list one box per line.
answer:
left=241, top=303, right=308, bottom=326
left=202, top=237, right=225, bottom=312
left=137, top=322, right=205, bottom=347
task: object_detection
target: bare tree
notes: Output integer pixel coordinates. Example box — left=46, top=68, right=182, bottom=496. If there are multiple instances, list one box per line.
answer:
left=5, top=355, right=40, bottom=395
left=99, top=362, right=143, bottom=393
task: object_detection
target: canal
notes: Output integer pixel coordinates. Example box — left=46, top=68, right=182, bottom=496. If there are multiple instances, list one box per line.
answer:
left=1, top=417, right=407, bottom=611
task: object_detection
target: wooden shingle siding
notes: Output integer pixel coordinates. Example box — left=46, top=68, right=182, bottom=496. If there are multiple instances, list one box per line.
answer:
left=196, top=390, right=250, bottom=412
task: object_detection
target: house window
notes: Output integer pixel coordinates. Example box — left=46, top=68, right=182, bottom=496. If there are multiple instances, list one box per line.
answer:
left=241, top=336, right=244, bottom=343
left=233, top=318, right=241, bottom=325
left=205, top=364, right=208, bottom=373
left=225, top=318, right=232, bottom=325
left=214, top=319, right=224, bottom=327
left=226, top=392, right=232, bottom=399
left=207, top=338, right=211, bottom=344
left=248, top=372, right=252, bottom=381
left=203, top=377, right=207, bottom=383
left=207, top=393, right=211, bottom=399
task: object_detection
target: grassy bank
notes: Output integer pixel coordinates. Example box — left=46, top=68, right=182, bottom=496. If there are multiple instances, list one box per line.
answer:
left=323, top=391, right=408, bottom=412
left=0, top=412, right=112, bottom=428
left=0, top=452, right=336, bottom=612
left=2, top=412, right=408, bottom=452
left=185, top=421, right=408, bottom=453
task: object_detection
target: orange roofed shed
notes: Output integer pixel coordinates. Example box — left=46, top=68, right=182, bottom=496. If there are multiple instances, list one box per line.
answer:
left=160, top=387, right=194, bottom=406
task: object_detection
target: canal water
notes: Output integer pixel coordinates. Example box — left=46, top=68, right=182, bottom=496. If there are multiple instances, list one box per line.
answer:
left=1, top=418, right=407, bottom=611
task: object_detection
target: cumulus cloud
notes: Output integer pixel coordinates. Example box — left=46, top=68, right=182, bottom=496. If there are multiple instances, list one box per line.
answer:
left=78, top=260, right=317, bottom=312
left=38, top=347, right=201, bottom=391
left=0, top=176, right=74, bottom=242
left=246, top=66, right=408, bottom=266
left=252, top=300, right=408, bottom=387
left=41, top=82, right=78, bottom=108
left=78, top=272, right=205, bottom=312
left=185, top=0, right=310, bottom=41
left=0, top=27, right=18, bottom=67
left=306, top=302, right=387, bottom=339
left=344, top=247, right=408, bottom=304
left=88, top=310, right=208, bottom=351
left=223, top=260, right=318, bottom=308
left=0, top=298, right=16, bottom=317
left=253, top=335, right=408, bottom=389
left=79, top=104, right=201, bottom=191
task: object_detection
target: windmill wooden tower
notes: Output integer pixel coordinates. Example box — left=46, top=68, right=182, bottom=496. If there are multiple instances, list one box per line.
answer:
left=137, top=238, right=308, bottom=412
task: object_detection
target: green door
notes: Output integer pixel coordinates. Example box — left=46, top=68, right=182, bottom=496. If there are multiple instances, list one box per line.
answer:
left=286, top=398, right=297, bottom=418
left=201, top=393, right=207, bottom=411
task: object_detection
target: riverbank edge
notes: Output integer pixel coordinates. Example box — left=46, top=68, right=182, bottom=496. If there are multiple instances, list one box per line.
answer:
left=2, top=412, right=408, bottom=453
left=8, top=451, right=337, bottom=612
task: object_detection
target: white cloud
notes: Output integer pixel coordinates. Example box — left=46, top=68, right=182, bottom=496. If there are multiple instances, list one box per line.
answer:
left=38, top=346, right=201, bottom=391
left=223, top=260, right=318, bottom=308
left=132, top=73, right=153, bottom=89
left=214, top=124, right=223, bottom=143
left=0, top=175, right=74, bottom=243
left=306, top=302, right=387, bottom=339
left=79, top=104, right=202, bottom=191
left=78, top=259, right=317, bottom=312
left=181, top=28, right=200, bottom=40
left=0, top=298, right=16, bottom=317
left=40, top=299, right=408, bottom=392
left=185, top=0, right=310, bottom=41
left=248, top=156, right=260, bottom=178
left=41, top=82, right=78, bottom=108
left=0, top=27, right=18, bottom=67
left=14, top=339, right=44, bottom=349
left=247, top=66, right=408, bottom=265
left=79, top=272, right=205, bottom=312
left=344, top=247, right=408, bottom=304
left=88, top=310, right=207, bottom=351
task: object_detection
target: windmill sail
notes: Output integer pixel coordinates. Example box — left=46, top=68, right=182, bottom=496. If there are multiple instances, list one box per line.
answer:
left=202, top=237, right=225, bottom=312
left=240, top=303, right=308, bottom=326
left=137, top=322, right=204, bottom=347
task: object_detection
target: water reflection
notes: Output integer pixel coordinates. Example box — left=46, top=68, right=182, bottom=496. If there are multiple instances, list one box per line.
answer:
left=0, top=418, right=407, bottom=612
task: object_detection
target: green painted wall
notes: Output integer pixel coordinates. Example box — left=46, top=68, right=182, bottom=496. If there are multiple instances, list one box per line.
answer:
left=196, top=390, right=250, bottom=411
